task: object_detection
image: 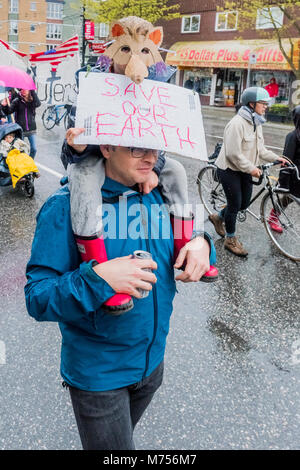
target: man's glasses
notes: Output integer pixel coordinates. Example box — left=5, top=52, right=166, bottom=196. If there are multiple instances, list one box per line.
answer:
left=128, top=147, right=158, bottom=158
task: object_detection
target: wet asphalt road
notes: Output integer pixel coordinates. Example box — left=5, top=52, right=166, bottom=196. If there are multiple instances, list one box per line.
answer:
left=0, top=107, right=299, bottom=450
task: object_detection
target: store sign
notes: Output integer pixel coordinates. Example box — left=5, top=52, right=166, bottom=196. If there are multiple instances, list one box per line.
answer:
left=85, top=20, right=95, bottom=40
left=167, top=39, right=300, bottom=71
left=90, top=42, right=106, bottom=53
left=74, top=72, right=208, bottom=160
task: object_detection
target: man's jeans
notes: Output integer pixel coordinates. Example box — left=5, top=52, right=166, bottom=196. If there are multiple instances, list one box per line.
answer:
left=68, top=361, right=164, bottom=450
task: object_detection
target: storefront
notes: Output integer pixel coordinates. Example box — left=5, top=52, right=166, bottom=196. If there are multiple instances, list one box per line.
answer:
left=166, top=38, right=299, bottom=106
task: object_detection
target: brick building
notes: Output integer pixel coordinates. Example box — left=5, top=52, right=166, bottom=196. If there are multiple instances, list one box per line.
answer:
left=161, top=0, right=300, bottom=106
left=0, top=0, right=65, bottom=54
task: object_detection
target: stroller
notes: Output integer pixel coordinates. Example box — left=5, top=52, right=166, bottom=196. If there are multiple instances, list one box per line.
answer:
left=0, top=123, right=39, bottom=197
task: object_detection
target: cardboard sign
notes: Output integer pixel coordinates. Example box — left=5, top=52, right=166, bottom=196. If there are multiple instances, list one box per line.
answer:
left=74, top=72, right=208, bottom=160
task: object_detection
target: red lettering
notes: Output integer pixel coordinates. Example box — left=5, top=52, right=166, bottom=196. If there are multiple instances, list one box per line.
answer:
left=233, top=52, right=239, bottom=61
left=139, top=84, right=156, bottom=103
left=121, top=116, right=135, bottom=137
left=177, top=127, right=197, bottom=150
left=122, top=101, right=137, bottom=116
left=242, top=49, right=250, bottom=61
left=137, top=118, right=155, bottom=138
left=95, top=112, right=121, bottom=136
left=124, top=82, right=137, bottom=99
left=158, top=123, right=176, bottom=147
left=102, top=77, right=120, bottom=97
left=153, top=104, right=168, bottom=124
left=189, top=49, right=195, bottom=59
left=156, top=87, right=176, bottom=108
left=217, top=49, right=225, bottom=61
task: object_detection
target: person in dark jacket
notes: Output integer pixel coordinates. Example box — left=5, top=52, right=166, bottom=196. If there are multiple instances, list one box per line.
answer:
left=1, top=89, right=41, bottom=158
left=25, top=143, right=216, bottom=450
left=268, top=105, right=300, bottom=232
left=277, top=105, right=300, bottom=197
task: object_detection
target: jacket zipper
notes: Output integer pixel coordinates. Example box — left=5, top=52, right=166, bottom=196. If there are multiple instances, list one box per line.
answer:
left=139, top=194, right=159, bottom=379
left=25, top=107, right=29, bottom=131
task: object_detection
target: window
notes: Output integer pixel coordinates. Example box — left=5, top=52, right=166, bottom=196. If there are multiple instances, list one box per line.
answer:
left=256, top=7, right=284, bottom=29
left=9, top=21, right=18, bottom=35
left=47, top=23, right=62, bottom=40
left=99, top=23, right=109, bottom=37
left=30, top=45, right=35, bottom=53
left=30, top=2, right=37, bottom=11
left=9, top=42, right=18, bottom=49
left=215, top=11, right=238, bottom=31
left=9, top=0, right=18, bottom=13
left=30, top=24, right=36, bottom=33
left=181, top=15, right=200, bottom=33
left=47, top=2, right=63, bottom=20
left=46, top=44, right=57, bottom=51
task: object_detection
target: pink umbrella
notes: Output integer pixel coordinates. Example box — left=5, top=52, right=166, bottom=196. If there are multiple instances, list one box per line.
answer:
left=0, top=65, right=36, bottom=90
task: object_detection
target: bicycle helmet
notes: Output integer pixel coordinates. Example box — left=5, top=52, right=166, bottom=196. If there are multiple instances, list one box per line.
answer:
left=241, top=87, right=271, bottom=106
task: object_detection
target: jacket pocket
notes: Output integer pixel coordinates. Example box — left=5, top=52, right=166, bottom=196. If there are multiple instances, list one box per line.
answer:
left=243, top=134, right=255, bottom=149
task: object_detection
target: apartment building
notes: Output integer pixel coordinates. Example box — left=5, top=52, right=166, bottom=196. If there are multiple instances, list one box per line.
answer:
left=161, top=0, right=300, bottom=106
left=0, top=0, right=65, bottom=54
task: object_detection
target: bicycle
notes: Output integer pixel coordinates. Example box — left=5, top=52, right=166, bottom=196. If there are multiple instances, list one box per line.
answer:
left=42, top=104, right=72, bottom=131
left=197, top=156, right=300, bottom=261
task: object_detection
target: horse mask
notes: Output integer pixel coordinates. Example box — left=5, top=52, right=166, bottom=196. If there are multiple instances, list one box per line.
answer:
left=98, top=16, right=165, bottom=85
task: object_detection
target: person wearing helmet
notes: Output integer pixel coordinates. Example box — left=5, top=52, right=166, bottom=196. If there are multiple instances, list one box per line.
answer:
left=208, top=86, right=287, bottom=257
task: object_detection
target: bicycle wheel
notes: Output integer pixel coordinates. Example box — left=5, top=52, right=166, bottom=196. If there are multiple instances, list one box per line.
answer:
left=197, top=165, right=226, bottom=216
left=261, top=192, right=300, bottom=261
left=42, top=106, right=56, bottom=130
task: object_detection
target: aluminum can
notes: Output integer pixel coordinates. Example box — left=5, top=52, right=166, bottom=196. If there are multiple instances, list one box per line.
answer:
left=133, top=250, right=153, bottom=298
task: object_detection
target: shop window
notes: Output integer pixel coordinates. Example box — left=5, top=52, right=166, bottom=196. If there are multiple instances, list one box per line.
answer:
left=256, top=7, right=284, bottom=29
left=9, top=0, right=18, bottom=13
left=9, top=21, right=18, bottom=35
left=250, top=71, right=289, bottom=104
left=47, top=23, right=62, bottom=40
left=215, top=11, right=238, bottom=31
left=181, top=15, right=200, bottom=33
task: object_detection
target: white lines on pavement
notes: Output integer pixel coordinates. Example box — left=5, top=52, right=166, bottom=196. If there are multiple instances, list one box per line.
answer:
left=205, top=134, right=283, bottom=151
left=35, top=162, right=64, bottom=179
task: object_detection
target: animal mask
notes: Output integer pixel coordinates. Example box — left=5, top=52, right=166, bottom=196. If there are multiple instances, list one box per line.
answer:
left=100, top=16, right=165, bottom=84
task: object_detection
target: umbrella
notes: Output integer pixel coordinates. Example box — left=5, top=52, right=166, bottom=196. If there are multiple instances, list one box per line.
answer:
left=0, top=65, right=36, bottom=90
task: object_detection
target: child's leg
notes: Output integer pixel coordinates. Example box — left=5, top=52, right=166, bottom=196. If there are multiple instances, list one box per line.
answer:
left=160, top=157, right=218, bottom=282
left=159, top=157, right=190, bottom=217
left=68, top=155, right=133, bottom=313
left=68, top=155, right=105, bottom=237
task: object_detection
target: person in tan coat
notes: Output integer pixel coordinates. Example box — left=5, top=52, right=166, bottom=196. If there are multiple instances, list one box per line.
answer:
left=209, top=86, right=287, bottom=257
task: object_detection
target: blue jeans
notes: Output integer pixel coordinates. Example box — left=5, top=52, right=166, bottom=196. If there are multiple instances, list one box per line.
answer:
left=68, top=361, right=164, bottom=450
left=25, top=133, right=37, bottom=159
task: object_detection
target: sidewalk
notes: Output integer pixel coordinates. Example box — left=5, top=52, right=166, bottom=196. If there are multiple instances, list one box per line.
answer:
left=201, top=105, right=294, bottom=130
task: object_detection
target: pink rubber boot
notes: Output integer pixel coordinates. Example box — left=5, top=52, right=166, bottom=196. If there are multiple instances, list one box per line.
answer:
left=268, top=208, right=283, bottom=233
left=170, top=214, right=218, bottom=282
left=76, top=235, right=133, bottom=314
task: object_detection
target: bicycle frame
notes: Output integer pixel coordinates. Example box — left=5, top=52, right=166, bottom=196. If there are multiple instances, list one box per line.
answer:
left=238, top=163, right=283, bottom=222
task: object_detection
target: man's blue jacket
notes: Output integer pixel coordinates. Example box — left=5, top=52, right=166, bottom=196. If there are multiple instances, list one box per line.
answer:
left=25, top=178, right=216, bottom=391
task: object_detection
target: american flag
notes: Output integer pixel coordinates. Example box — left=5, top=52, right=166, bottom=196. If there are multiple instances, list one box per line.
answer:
left=0, top=36, right=79, bottom=71
left=29, top=36, right=79, bottom=71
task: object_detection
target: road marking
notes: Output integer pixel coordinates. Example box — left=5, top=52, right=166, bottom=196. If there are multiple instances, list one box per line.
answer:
left=205, top=134, right=283, bottom=151
left=35, top=162, right=64, bottom=179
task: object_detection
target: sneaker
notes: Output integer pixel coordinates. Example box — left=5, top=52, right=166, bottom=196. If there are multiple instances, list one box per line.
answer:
left=268, top=208, right=283, bottom=233
left=208, top=213, right=225, bottom=237
left=224, top=236, right=248, bottom=257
